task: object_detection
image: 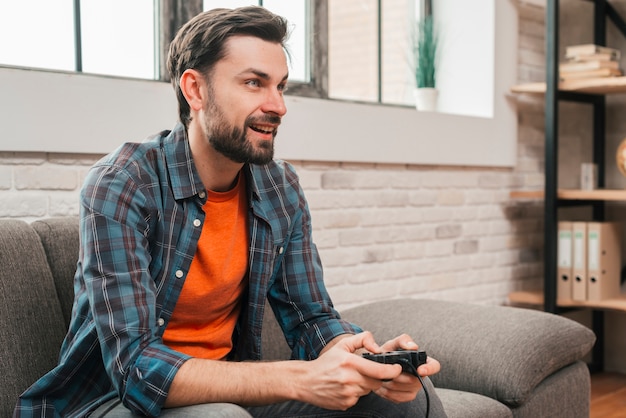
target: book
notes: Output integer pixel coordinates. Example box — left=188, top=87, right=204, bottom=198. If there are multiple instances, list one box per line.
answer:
left=566, top=51, right=620, bottom=62
left=587, top=222, right=622, bottom=301
left=571, top=222, right=588, bottom=301
left=559, top=59, right=620, bottom=72
left=559, top=68, right=623, bottom=80
left=565, top=44, right=621, bottom=60
left=557, top=221, right=574, bottom=302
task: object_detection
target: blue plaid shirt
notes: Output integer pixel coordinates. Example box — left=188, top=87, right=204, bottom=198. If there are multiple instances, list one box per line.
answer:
left=15, top=123, right=361, bottom=417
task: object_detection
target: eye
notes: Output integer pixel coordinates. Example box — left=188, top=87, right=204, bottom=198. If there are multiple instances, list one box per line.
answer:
left=278, top=83, right=288, bottom=93
left=246, top=79, right=260, bottom=88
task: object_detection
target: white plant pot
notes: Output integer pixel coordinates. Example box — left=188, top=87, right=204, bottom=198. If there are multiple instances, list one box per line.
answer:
left=413, top=87, right=438, bottom=111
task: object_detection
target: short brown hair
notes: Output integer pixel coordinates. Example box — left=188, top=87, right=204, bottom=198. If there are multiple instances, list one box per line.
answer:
left=167, top=6, right=290, bottom=128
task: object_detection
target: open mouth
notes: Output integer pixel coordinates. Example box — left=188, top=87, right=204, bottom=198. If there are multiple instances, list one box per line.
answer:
left=250, top=124, right=275, bottom=135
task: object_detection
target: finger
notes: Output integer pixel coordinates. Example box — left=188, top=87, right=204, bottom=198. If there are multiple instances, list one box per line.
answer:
left=382, top=374, right=420, bottom=392
left=356, top=356, right=403, bottom=381
left=417, top=356, right=441, bottom=376
left=396, top=334, right=419, bottom=350
left=375, top=380, right=420, bottom=404
left=356, top=331, right=385, bottom=354
left=379, top=334, right=418, bottom=352
left=337, top=331, right=382, bottom=354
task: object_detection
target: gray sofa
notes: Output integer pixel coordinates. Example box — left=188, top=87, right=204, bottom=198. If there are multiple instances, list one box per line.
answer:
left=1, top=217, right=595, bottom=417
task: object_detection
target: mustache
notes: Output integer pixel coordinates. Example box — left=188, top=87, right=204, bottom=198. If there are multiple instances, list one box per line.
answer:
left=247, top=115, right=282, bottom=126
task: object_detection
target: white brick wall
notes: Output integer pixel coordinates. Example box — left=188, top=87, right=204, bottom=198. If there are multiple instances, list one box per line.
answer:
left=0, top=4, right=547, bottom=311
left=0, top=152, right=101, bottom=221
left=306, top=160, right=543, bottom=309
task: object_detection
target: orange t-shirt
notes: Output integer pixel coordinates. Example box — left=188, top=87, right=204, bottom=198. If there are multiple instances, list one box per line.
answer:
left=163, top=174, right=248, bottom=360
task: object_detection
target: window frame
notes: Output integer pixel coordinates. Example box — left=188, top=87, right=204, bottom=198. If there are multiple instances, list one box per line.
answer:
left=281, top=0, right=329, bottom=99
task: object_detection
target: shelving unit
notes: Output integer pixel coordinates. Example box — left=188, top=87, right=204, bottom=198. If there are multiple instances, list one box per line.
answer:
left=510, top=0, right=626, bottom=371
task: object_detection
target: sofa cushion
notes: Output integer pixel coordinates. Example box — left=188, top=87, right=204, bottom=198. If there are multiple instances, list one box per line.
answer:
left=0, top=220, right=67, bottom=418
left=436, top=388, right=512, bottom=418
left=32, top=217, right=80, bottom=327
left=341, top=298, right=595, bottom=407
left=261, top=301, right=293, bottom=360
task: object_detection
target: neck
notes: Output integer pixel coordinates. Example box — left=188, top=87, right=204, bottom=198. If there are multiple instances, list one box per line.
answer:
left=187, top=123, right=244, bottom=192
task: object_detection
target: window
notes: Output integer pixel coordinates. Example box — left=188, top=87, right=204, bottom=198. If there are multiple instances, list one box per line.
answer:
left=0, top=0, right=157, bottom=79
left=0, top=1, right=494, bottom=117
left=0, top=0, right=517, bottom=168
left=327, top=0, right=494, bottom=117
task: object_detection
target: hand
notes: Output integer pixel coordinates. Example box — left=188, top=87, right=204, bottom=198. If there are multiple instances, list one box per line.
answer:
left=374, top=334, right=441, bottom=403
left=302, top=332, right=403, bottom=410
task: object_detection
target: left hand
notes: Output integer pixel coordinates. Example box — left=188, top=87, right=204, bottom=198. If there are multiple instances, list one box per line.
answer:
left=374, top=334, right=441, bottom=403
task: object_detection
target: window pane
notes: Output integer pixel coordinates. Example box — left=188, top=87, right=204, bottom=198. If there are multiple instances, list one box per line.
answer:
left=203, top=1, right=308, bottom=82
left=436, top=0, right=494, bottom=117
left=0, top=0, right=75, bottom=71
left=80, top=0, right=155, bottom=79
left=328, top=0, right=378, bottom=102
left=263, top=0, right=308, bottom=82
left=381, top=0, right=415, bottom=105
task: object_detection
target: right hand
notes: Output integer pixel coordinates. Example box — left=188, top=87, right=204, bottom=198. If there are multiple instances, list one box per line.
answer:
left=299, top=332, right=403, bottom=410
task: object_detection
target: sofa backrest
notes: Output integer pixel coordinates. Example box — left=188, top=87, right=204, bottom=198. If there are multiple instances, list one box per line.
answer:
left=261, top=301, right=292, bottom=360
left=0, top=219, right=68, bottom=418
left=31, top=217, right=80, bottom=328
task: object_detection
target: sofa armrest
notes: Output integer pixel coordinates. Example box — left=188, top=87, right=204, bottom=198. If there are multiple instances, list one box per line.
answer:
left=340, top=298, right=595, bottom=407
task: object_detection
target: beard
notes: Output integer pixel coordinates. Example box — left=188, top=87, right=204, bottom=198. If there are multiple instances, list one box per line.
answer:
left=202, top=94, right=279, bottom=165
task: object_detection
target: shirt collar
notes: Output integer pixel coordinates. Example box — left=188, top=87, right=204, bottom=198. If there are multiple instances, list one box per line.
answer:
left=243, top=164, right=261, bottom=202
left=162, top=123, right=204, bottom=201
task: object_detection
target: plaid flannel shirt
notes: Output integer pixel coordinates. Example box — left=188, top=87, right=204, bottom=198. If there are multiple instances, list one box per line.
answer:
left=15, top=123, right=360, bottom=417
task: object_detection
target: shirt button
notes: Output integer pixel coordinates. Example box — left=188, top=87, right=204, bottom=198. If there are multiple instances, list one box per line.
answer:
left=157, top=318, right=165, bottom=327
left=175, top=270, right=184, bottom=279
left=193, top=218, right=202, bottom=227
left=278, top=247, right=284, bottom=254
left=199, top=191, right=206, bottom=199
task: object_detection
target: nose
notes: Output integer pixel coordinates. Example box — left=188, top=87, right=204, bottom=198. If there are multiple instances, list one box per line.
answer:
left=261, top=88, right=287, bottom=117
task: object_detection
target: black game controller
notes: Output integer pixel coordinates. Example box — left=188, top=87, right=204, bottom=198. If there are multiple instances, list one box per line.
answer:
left=362, top=349, right=427, bottom=376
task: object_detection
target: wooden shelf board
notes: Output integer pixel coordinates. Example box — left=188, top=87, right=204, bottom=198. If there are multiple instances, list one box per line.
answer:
left=511, top=76, right=626, bottom=95
left=508, top=290, right=626, bottom=313
left=510, top=188, right=626, bottom=201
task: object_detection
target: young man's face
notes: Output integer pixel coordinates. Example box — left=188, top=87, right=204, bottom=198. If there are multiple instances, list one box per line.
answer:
left=202, top=35, right=289, bottom=165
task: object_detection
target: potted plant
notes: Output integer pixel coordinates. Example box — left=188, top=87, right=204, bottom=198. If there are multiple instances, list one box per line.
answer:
left=412, top=14, right=438, bottom=111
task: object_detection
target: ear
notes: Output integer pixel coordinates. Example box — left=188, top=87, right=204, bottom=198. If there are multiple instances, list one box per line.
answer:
left=180, top=69, right=206, bottom=112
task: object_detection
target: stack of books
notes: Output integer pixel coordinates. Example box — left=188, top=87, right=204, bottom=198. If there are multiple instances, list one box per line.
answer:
left=559, top=44, right=622, bottom=81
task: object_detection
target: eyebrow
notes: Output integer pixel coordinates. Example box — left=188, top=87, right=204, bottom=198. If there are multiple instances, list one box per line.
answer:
left=241, top=68, right=289, bottom=83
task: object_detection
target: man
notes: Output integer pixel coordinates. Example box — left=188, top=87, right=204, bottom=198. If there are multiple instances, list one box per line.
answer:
left=15, top=6, right=445, bottom=417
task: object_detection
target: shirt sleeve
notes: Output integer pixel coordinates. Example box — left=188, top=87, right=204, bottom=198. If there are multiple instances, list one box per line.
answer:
left=267, top=163, right=362, bottom=360
left=80, top=163, right=190, bottom=416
